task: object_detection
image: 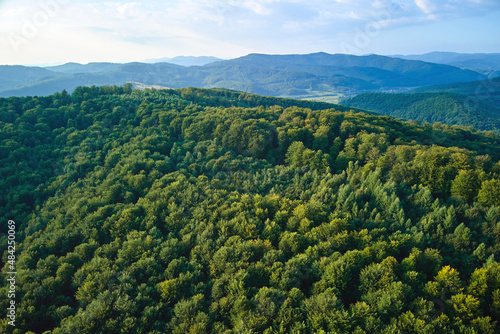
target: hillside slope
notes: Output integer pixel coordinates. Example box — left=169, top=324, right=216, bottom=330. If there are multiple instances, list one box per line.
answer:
left=413, top=77, right=500, bottom=108
left=342, top=77, right=500, bottom=132
left=343, top=92, right=500, bottom=132
left=1, top=87, right=500, bottom=333
left=0, top=53, right=487, bottom=100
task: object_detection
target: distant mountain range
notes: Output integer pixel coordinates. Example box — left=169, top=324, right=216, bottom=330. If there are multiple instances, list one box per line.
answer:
left=0, top=52, right=490, bottom=100
left=142, top=56, right=223, bottom=66
left=391, top=52, right=500, bottom=77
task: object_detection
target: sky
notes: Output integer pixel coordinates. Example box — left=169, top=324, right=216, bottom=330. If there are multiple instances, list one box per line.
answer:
left=0, top=0, right=499, bottom=65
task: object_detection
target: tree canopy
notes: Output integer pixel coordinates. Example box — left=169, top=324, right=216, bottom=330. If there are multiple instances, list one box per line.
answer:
left=1, top=86, right=500, bottom=333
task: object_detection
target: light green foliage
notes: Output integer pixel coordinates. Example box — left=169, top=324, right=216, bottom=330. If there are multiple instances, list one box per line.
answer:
left=477, top=179, right=500, bottom=206
left=451, top=169, right=480, bottom=202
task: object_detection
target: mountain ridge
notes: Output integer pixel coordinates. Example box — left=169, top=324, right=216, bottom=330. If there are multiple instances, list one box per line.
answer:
left=0, top=52, right=488, bottom=99
left=142, top=55, right=223, bottom=66
left=391, top=51, right=500, bottom=76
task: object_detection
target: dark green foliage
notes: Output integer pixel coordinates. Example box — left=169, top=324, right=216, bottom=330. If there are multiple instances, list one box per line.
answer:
left=413, top=77, right=500, bottom=107
left=1, top=86, right=500, bottom=333
left=343, top=90, right=500, bottom=132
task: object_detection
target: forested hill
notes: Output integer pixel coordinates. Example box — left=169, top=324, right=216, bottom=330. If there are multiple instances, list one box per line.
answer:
left=1, top=86, right=500, bottom=333
left=413, top=77, right=500, bottom=107
left=0, top=52, right=486, bottom=100
left=342, top=91, right=500, bottom=132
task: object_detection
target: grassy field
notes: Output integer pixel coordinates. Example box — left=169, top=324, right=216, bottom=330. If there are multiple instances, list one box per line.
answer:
left=299, top=93, right=345, bottom=104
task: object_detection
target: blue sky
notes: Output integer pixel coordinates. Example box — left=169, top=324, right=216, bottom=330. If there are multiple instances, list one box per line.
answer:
left=0, top=0, right=499, bottom=65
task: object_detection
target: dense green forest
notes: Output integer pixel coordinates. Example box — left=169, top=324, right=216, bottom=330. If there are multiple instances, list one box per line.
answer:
left=1, top=86, right=500, bottom=333
left=342, top=91, right=500, bottom=132
left=413, top=77, right=500, bottom=107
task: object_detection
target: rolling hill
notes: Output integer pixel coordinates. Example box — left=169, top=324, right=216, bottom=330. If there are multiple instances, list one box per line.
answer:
left=343, top=91, right=500, bottom=132
left=1, top=86, right=500, bottom=333
left=0, top=52, right=487, bottom=100
left=413, top=76, right=500, bottom=108
left=342, top=76, right=500, bottom=132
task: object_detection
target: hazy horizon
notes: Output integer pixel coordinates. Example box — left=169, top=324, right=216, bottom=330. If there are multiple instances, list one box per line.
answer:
left=1, top=0, right=499, bottom=66
left=4, top=50, right=500, bottom=68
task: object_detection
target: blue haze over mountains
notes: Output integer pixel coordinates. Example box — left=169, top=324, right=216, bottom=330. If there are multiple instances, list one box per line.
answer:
left=1, top=52, right=498, bottom=99
left=391, top=52, right=500, bottom=77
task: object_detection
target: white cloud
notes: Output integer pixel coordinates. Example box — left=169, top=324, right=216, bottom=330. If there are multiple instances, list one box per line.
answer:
left=0, top=0, right=499, bottom=64
left=242, top=0, right=273, bottom=15
left=100, top=2, right=148, bottom=19
left=371, top=0, right=386, bottom=10
left=414, top=0, right=435, bottom=14
left=117, top=2, right=142, bottom=16
left=1, top=6, right=31, bottom=17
